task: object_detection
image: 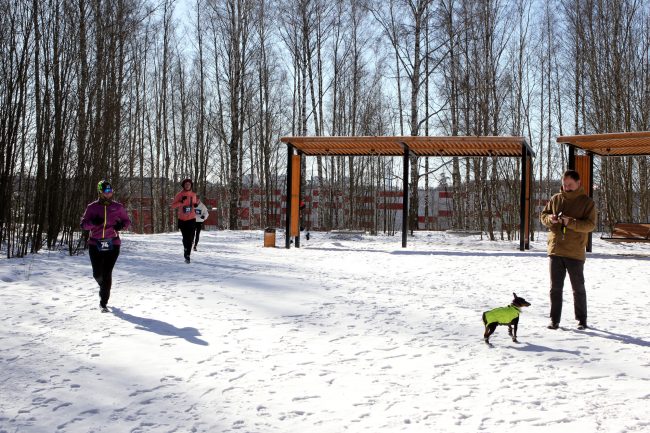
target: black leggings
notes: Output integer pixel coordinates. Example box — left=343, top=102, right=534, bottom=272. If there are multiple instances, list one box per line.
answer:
left=89, top=245, right=121, bottom=307
left=194, top=222, right=203, bottom=246
left=178, top=219, right=196, bottom=258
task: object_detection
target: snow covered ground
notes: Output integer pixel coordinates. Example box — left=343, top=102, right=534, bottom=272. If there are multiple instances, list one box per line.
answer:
left=1, top=230, right=649, bottom=433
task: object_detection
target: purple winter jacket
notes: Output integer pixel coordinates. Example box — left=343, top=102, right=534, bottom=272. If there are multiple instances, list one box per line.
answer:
left=80, top=199, right=131, bottom=246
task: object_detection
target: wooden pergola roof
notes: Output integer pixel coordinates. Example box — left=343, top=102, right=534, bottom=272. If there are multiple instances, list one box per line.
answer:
left=281, top=135, right=535, bottom=251
left=280, top=136, right=535, bottom=157
left=557, top=131, right=650, bottom=156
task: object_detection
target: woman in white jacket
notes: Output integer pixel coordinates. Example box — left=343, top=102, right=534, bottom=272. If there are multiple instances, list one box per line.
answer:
left=193, top=197, right=209, bottom=251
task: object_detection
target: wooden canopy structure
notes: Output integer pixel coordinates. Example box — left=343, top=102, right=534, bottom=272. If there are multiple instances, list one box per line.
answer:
left=558, top=131, right=650, bottom=156
left=280, top=136, right=536, bottom=250
left=281, top=136, right=532, bottom=157
left=557, top=131, right=650, bottom=251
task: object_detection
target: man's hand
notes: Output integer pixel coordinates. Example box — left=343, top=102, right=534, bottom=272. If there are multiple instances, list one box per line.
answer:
left=550, top=214, right=559, bottom=224
left=560, top=215, right=572, bottom=226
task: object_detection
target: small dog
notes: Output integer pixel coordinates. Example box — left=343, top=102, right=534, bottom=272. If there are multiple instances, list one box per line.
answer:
left=482, top=293, right=531, bottom=344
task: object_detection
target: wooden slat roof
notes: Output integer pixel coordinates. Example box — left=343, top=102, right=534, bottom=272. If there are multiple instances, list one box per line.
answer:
left=280, top=136, right=534, bottom=157
left=280, top=136, right=403, bottom=156
left=557, top=131, right=650, bottom=156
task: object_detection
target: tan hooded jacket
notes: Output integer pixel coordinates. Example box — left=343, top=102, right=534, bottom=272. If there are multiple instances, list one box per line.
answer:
left=540, top=186, right=596, bottom=261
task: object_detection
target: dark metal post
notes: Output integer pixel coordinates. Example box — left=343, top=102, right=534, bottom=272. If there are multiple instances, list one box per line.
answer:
left=295, top=151, right=302, bottom=248
left=525, top=151, right=534, bottom=250
left=587, top=152, right=594, bottom=252
left=519, top=147, right=527, bottom=251
left=402, top=145, right=409, bottom=248
left=568, top=144, right=576, bottom=169
left=285, top=144, right=293, bottom=249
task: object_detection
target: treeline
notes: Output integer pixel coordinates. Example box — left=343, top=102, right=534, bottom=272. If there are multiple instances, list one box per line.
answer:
left=1, top=0, right=649, bottom=257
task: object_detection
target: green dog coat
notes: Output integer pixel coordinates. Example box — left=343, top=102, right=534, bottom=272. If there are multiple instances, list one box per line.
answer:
left=483, top=305, right=521, bottom=326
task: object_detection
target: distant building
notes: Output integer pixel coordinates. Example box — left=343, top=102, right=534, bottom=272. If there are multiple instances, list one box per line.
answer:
left=123, top=177, right=592, bottom=234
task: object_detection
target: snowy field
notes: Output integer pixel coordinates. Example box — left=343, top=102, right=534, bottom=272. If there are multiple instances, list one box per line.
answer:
left=1, top=230, right=649, bottom=433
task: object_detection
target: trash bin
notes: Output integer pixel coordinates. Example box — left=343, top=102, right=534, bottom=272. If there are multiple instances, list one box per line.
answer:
left=264, top=227, right=276, bottom=247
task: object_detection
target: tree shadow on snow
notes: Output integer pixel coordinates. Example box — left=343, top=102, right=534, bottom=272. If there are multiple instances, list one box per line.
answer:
left=507, top=342, right=581, bottom=355
left=306, top=246, right=543, bottom=257
left=392, top=250, right=650, bottom=260
left=574, top=327, right=650, bottom=347
left=391, top=250, right=549, bottom=258
left=111, top=307, right=209, bottom=346
left=306, top=247, right=650, bottom=261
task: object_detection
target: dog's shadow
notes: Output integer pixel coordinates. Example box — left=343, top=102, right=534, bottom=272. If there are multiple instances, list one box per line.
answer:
left=508, top=342, right=581, bottom=355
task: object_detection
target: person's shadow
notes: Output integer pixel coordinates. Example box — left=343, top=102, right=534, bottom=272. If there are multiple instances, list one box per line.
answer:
left=575, top=327, right=650, bottom=347
left=111, top=307, right=209, bottom=346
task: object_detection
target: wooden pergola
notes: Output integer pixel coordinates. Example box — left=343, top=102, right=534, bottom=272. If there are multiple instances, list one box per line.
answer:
left=280, top=136, right=536, bottom=250
left=557, top=131, right=650, bottom=252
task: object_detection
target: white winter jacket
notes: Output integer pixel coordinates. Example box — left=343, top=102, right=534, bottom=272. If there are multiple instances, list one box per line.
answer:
left=194, top=202, right=209, bottom=222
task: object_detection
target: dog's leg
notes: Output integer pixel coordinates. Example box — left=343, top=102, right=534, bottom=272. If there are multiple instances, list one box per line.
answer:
left=483, top=313, right=489, bottom=342
left=511, top=317, right=519, bottom=342
left=484, top=323, right=497, bottom=343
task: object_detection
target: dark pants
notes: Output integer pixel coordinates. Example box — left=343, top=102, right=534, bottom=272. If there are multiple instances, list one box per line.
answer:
left=89, top=245, right=121, bottom=307
left=549, top=255, right=587, bottom=324
left=194, top=222, right=203, bottom=247
left=178, top=219, right=196, bottom=259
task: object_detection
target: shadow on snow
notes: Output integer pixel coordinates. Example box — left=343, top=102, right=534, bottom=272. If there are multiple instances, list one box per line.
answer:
left=306, top=246, right=650, bottom=261
left=507, top=342, right=581, bottom=355
left=575, top=327, right=650, bottom=348
left=111, top=307, right=209, bottom=346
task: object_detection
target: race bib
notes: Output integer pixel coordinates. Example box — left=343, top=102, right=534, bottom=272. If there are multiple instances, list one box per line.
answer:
left=195, top=209, right=202, bottom=216
left=183, top=206, right=191, bottom=213
left=96, top=238, right=114, bottom=252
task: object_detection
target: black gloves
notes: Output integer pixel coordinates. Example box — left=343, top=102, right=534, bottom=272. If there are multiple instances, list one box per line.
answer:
left=91, top=217, right=103, bottom=226
left=181, top=195, right=187, bottom=201
left=114, top=221, right=124, bottom=231
left=194, top=203, right=199, bottom=208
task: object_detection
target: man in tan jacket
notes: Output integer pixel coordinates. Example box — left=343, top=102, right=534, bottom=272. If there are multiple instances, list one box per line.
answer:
left=540, top=169, right=596, bottom=330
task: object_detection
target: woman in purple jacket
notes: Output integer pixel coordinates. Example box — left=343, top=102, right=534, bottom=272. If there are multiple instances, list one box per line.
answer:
left=80, top=180, right=131, bottom=312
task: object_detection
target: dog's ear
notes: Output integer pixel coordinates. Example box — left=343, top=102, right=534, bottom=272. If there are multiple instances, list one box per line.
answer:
left=513, top=292, right=517, bottom=298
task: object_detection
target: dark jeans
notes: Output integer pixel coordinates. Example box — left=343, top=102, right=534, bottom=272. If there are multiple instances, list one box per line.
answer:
left=194, top=222, right=203, bottom=246
left=89, top=245, right=121, bottom=307
left=178, top=219, right=196, bottom=258
left=549, top=255, right=587, bottom=324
